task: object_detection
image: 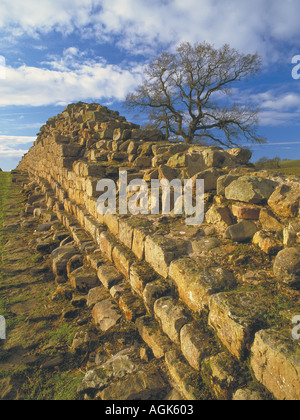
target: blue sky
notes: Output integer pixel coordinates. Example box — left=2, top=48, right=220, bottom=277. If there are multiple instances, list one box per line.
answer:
left=0, top=0, right=300, bottom=171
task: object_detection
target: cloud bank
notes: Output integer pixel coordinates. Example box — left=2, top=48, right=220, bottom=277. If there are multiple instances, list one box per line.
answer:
left=1, top=0, right=300, bottom=57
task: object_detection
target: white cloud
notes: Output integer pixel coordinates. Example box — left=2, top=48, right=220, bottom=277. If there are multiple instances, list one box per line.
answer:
left=0, top=135, right=35, bottom=160
left=0, top=0, right=300, bottom=59
left=0, top=53, right=143, bottom=107
left=0, top=135, right=36, bottom=145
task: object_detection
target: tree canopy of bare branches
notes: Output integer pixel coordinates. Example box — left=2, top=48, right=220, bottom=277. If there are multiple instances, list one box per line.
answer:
left=126, top=42, right=266, bottom=147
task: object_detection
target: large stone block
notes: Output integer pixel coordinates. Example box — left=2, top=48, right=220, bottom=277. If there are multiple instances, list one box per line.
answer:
left=226, top=148, right=252, bottom=164
left=112, top=244, right=134, bottom=279
left=142, top=279, right=171, bottom=315
left=268, top=183, right=300, bottom=218
left=92, top=299, right=122, bottom=332
left=99, top=231, right=117, bottom=262
left=206, top=205, right=233, bottom=230
left=129, top=262, right=157, bottom=298
left=169, top=258, right=236, bottom=313
left=165, top=350, right=201, bottom=400
left=251, top=328, right=300, bottom=400
left=209, top=291, right=269, bottom=359
left=69, top=267, right=99, bottom=292
left=51, top=245, right=79, bottom=276
left=180, top=322, right=212, bottom=371
left=145, top=235, right=188, bottom=278
left=167, top=152, right=206, bottom=177
left=100, top=369, right=168, bottom=400
left=201, top=352, right=246, bottom=400
left=97, top=265, right=123, bottom=289
left=136, top=316, right=172, bottom=359
left=154, top=297, right=192, bottom=344
left=225, top=176, right=278, bottom=204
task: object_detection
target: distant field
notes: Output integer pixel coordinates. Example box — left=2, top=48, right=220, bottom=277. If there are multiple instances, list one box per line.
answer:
left=257, top=159, right=300, bottom=176
left=276, top=160, right=300, bottom=176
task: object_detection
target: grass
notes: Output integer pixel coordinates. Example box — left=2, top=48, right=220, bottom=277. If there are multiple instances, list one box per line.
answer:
left=256, top=159, right=300, bottom=176
left=0, top=172, right=11, bottom=255
left=276, top=159, right=300, bottom=176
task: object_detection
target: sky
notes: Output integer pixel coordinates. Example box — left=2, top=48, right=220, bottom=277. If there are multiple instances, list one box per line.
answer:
left=0, top=0, right=300, bottom=171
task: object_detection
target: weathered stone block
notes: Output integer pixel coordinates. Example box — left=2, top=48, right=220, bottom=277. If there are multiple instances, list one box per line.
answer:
left=99, top=231, right=117, bottom=262
left=206, top=205, right=233, bottom=230
left=217, top=174, right=239, bottom=196
left=69, top=267, right=99, bottom=292
left=232, top=204, right=261, bottom=220
left=273, top=247, right=300, bottom=288
left=154, top=297, right=192, bottom=344
left=145, top=235, right=188, bottom=278
left=100, top=369, right=168, bottom=400
left=224, top=220, right=258, bottom=242
left=165, top=350, right=201, bottom=400
left=226, top=148, right=252, bottom=164
left=180, top=322, right=212, bottom=371
left=268, top=183, right=300, bottom=218
left=251, top=328, right=300, bottom=400
left=225, top=176, right=278, bottom=204
left=92, top=299, right=122, bottom=332
left=209, top=291, right=269, bottom=359
left=136, top=316, right=172, bottom=359
left=142, top=279, right=171, bottom=315
left=201, top=352, right=246, bottom=400
left=87, top=286, right=108, bottom=307
left=129, top=262, right=157, bottom=297
left=169, top=258, right=236, bottom=313
left=112, top=244, right=134, bottom=279
left=253, top=230, right=282, bottom=255
left=119, top=291, right=146, bottom=322
left=97, top=265, right=123, bottom=289
left=51, top=245, right=79, bottom=276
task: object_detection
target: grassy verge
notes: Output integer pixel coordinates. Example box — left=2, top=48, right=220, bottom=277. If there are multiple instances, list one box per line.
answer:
left=0, top=172, right=11, bottom=255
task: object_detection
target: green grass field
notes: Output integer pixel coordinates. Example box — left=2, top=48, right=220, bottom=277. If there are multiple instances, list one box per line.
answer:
left=275, top=160, right=300, bottom=176
left=256, top=159, right=300, bottom=176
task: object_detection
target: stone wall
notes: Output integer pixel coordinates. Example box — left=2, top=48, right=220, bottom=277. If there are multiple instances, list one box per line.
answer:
left=16, top=102, right=300, bottom=400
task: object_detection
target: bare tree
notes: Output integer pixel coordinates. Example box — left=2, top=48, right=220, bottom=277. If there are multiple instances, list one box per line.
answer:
left=126, top=42, right=266, bottom=146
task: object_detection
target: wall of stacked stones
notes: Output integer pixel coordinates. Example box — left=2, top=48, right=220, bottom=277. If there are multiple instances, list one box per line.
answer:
left=17, top=103, right=300, bottom=400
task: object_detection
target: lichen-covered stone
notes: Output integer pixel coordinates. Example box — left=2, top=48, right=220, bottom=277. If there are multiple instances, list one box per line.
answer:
left=251, top=328, right=300, bottom=400
left=268, top=183, right=300, bottom=218
left=169, top=258, right=236, bottom=313
left=225, top=176, right=278, bottom=204
left=145, top=235, right=188, bottom=278
left=201, top=352, right=247, bottom=400
left=154, top=297, right=192, bottom=344
left=209, top=291, right=269, bottom=359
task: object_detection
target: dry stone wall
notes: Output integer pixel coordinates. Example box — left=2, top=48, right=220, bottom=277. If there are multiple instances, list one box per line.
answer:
left=16, top=102, right=300, bottom=400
